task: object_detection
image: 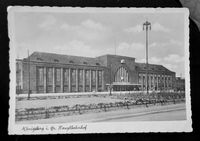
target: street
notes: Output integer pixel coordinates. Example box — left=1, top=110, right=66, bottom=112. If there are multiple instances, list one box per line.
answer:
left=17, top=103, right=186, bottom=124
left=94, top=108, right=186, bottom=122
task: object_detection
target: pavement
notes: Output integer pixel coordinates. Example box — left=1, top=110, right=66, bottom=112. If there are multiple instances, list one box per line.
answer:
left=16, top=96, right=123, bottom=109
left=94, top=107, right=186, bottom=122
left=16, top=103, right=186, bottom=124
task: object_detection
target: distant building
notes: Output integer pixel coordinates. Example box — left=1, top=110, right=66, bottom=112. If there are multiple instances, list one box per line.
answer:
left=16, top=52, right=176, bottom=94
left=174, top=77, right=185, bottom=92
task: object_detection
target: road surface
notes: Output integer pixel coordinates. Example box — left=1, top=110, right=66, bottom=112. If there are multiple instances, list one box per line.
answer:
left=94, top=108, right=186, bottom=122
left=17, top=103, right=186, bottom=124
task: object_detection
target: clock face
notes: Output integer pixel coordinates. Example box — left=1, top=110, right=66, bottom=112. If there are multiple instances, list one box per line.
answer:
left=121, top=59, right=125, bottom=64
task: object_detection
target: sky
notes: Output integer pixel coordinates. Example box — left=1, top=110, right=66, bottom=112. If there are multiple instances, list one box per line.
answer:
left=13, top=8, right=187, bottom=77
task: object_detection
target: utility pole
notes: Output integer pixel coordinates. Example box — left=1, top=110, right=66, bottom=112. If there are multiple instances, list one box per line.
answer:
left=27, top=50, right=30, bottom=100
left=143, top=21, right=151, bottom=94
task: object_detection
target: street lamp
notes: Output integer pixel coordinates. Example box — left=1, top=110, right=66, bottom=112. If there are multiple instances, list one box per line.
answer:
left=143, top=21, right=151, bottom=94
left=27, top=50, right=31, bottom=100
left=109, top=63, right=112, bottom=96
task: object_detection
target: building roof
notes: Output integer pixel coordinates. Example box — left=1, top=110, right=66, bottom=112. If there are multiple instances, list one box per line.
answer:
left=25, top=52, right=104, bottom=66
left=135, top=63, right=174, bottom=74
left=98, top=54, right=135, bottom=60
left=22, top=52, right=175, bottom=74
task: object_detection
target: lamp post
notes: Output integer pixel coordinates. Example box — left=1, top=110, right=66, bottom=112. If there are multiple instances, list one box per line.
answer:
left=109, top=63, right=112, bottom=96
left=143, top=21, right=151, bottom=94
left=27, top=50, right=30, bottom=99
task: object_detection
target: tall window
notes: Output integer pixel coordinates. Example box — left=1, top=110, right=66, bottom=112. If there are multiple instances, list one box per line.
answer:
left=114, top=67, right=129, bottom=82
left=16, top=62, right=22, bottom=90
left=138, top=74, right=142, bottom=84
left=79, top=69, right=83, bottom=85
left=71, top=69, right=76, bottom=85
left=85, top=70, right=90, bottom=85
left=151, top=75, right=153, bottom=86
left=37, top=67, right=44, bottom=86
left=161, top=75, right=164, bottom=87
left=148, top=75, right=151, bottom=85
left=154, top=75, right=157, bottom=84
left=78, top=69, right=83, bottom=91
left=158, top=75, right=160, bottom=83
left=55, top=68, right=61, bottom=85
left=47, top=68, right=53, bottom=85
left=63, top=69, right=69, bottom=92
left=91, top=70, right=96, bottom=91
left=71, top=69, right=76, bottom=92
left=92, top=70, right=96, bottom=84
left=85, top=70, right=90, bottom=92
left=169, top=76, right=171, bottom=87
left=63, top=69, right=69, bottom=85
left=98, top=71, right=102, bottom=86
left=164, top=76, right=166, bottom=86
left=143, top=75, right=146, bottom=85
left=167, top=76, right=170, bottom=87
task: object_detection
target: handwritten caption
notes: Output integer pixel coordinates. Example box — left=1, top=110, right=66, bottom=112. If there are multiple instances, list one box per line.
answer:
left=21, top=125, right=87, bottom=133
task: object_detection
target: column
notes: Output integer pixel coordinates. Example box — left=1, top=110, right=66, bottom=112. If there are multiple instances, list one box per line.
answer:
left=141, top=74, right=143, bottom=91
left=166, top=75, right=167, bottom=90
left=143, top=74, right=145, bottom=90
left=76, top=69, right=78, bottom=92
left=153, top=74, right=156, bottom=90
left=52, top=67, right=55, bottom=93
left=157, top=75, right=159, bottom=91
left=152, top=74, right=154, bottom=90
left=43, top=67, right=47, bottom=93
left=160, top=75, right=162, bottom=90
left=102, top=70, right=104, bottom=91
left=117, top=70, right=119, bottom=82
left=163, top=75, right=165, bottom=91
left=169, top=76, right=172, bottom=89
left=21, top=63, right=23, bottom=89
left=162, top=75, right=164, bottom=90
left=60, top=68, right=63, bottom=93
left=146, top=73, right=148, bottom=91
left=89, top=70, right=92, bottom=92
left=83, top=69, right=85, bottom=92
left=96, top=70, right=98, bottom=92
left=68, top=68, right=71, bottom=92
left=154, top=75, right=156, bottom=90
left=167, top=76, right=169, bottom=90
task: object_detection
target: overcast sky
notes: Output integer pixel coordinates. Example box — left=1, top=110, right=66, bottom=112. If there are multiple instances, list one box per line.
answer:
left=13, top=8, right=187, bottom=77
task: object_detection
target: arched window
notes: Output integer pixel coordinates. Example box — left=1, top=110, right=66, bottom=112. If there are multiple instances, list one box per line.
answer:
left=114, top=67, right=129, bottom=82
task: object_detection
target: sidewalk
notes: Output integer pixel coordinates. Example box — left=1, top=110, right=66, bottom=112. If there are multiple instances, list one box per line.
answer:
left=17, top=103, right=186, bottom=124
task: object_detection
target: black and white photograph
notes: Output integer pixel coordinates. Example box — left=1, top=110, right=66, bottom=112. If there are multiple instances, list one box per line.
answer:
left=8, top=7, right=192, bottom=134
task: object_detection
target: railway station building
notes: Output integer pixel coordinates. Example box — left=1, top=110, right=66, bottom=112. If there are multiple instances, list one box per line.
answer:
left=16, top=52, right=176, bottom=94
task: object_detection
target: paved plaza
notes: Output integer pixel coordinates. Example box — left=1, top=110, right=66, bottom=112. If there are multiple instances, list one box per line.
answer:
left=16, top=96, right=123, bottom=109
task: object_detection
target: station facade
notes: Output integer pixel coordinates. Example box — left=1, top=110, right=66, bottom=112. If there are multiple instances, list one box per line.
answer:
left=174, top=77, right=185, bottom=92
left=16, top=52, right=176, bottom=94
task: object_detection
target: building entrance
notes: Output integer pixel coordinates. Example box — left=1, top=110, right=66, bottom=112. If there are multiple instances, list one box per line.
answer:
left=112, top=83, right=141, bottom=91
left=111, top=66, right=141, bottom=91
left=106, top=82, right=141, bottom=92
